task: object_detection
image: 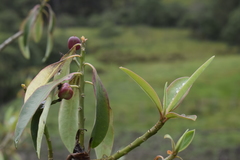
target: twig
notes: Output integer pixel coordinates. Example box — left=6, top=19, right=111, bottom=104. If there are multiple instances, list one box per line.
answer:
left=108, top=119, right=166, bottom=160
left=0, top=31, right=23, bottom=52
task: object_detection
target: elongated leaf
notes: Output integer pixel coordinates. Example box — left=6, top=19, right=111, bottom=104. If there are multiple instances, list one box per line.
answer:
left=166, top=112, right=197, bottom=121
left=18, top=36, right=30, bottom=59
left=23, top=5, right=39, bottom=46
left=166, top=56, right=215, bottom=113
left=53, top=47, right=78, bottom=81
left=164, top=134, right=175, bottom=150
left=25, top=54, right=80, bottom=102
left=95, top=109, right=114, bottom=158
left=165, top=77, right=190, bottom=112
left=32, top=13, right=43, bottom=43
left=163, top=82, right=168, bottom=112
left=55, top=51, right=78, bottom=152
left=59, top=77, right=79, bottom=153
left=14, top=73, right=77, bottom=147
left=31, top=108, right=43, bottom=150
left=36, top=95, right=52, bottom=158
left=90, top=65, right=111, bottom=148
left=20, top=5, right=39, bottom=59
left=42, top=34, right=53, bottom=62
left=24, top=61, right=64, bottom=102
left=42, top=5, right=55, bottom=62
left=175, top=129, right=195, bottom=153
left=120, top=67, right=162, bottom=113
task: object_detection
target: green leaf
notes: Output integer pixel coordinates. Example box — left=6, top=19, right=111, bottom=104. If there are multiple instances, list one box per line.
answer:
left=18, top=36, right=30, bottom=59
left=42, top=34, right=53, bottom=62
left=31, top=108, right=43, bottom=151
left=46, top=5, right=55, bottom=34
left=32, top=13, right=43, bottom=43
left=95, top=109, right=114, bottom=158
left=42, top=5, right=55, bottom=62
left=165, top=77, right=190, bottom=112
left=20, top=5, right=40, bottom=59
left=59, top=77, right=79, bottom=153
left=166, top=56, right=215, bottom=113
left=175, top=129, right=195, bottom=153
left=164, top=134, right=175, bottom=151
left=120, top=67, right=162, bottom=113
left=25, top=54, right=80, bottom=102
left=90, top=65, right=111, bottom=148
left=53, top=47, right=79, bottom=80
left=163, top=82, right=168, bottom=111
left=166, top=112, right=197, bottom=121
left=14, top=73, right=77, bottom=147
left=36, top=95, right=52, bottom=158
left=24, top=61, right=64, bottom=102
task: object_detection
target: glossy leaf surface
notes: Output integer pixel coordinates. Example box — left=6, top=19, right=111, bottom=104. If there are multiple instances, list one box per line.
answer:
left=165, top=77, right=190, bottom=112
left=163, top=82, right=168, bottom=111
left=14, top=73, right=77, bottom=147
left=90, top=66, right=111, bottom=148
left=59, top=77, right=79, bottom=153
left=120, top=67, right=162, bottom=113
left=175, top=129, right=195, bottom=152
left=166, top=56, right=215, bottom=113
left=95, top=109, right=114, bottom=158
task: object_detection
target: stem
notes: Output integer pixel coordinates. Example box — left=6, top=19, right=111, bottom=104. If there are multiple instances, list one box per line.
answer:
left=44, top=126, right=53, bottom=160
left=78, top=39, right=87, bottom=149
left=108, top=120, right=166, bottom=160
left=164, top=154, right=177, bottom=160
left=0, top=0, right=50, bottom=53
left=0, top=31, right=23, bottom=52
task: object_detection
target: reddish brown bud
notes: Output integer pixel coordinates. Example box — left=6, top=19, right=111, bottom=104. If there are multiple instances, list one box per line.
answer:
left=58, top=83, right=73, bottom=100
left=68, top=36, right=81, bottom=50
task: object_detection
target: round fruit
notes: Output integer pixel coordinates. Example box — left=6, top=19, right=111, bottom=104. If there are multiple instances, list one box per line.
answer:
left=58, top=83, right=73, bottom=100
left=68, top=36, right=81, bottom=50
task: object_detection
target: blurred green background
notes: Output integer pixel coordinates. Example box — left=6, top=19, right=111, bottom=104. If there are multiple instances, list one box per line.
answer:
left=1, top=0, right=240, bottom=159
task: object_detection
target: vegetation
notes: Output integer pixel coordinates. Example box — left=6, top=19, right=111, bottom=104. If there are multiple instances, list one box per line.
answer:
left=1, top=0, right=240, bottom=159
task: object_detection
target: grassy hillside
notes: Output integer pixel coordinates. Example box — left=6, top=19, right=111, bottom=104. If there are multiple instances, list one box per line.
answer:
left=4, top=26, right=240, bottom=159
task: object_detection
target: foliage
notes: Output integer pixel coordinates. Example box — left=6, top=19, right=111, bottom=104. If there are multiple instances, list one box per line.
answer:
left=0, top=0, right=232, bottom=159
left=13, top=29, right=214, bottom=160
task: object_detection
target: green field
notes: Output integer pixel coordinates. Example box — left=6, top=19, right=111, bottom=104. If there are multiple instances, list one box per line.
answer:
left=4, top=26, right=240, bottom=159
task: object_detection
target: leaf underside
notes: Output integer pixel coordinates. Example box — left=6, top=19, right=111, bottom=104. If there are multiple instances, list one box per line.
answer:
left=90, top=66, right=111, bottom=148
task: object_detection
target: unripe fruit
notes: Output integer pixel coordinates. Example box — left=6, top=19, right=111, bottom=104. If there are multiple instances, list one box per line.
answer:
left=58, top=83, right=73, bottom=100
left=68, top=36, right=81, bottom=50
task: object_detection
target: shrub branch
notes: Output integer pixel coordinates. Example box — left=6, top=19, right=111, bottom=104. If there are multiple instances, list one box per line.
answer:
left=108, top=119, right=166, bottom=160
left=0, top=31, right=23, bottom=52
